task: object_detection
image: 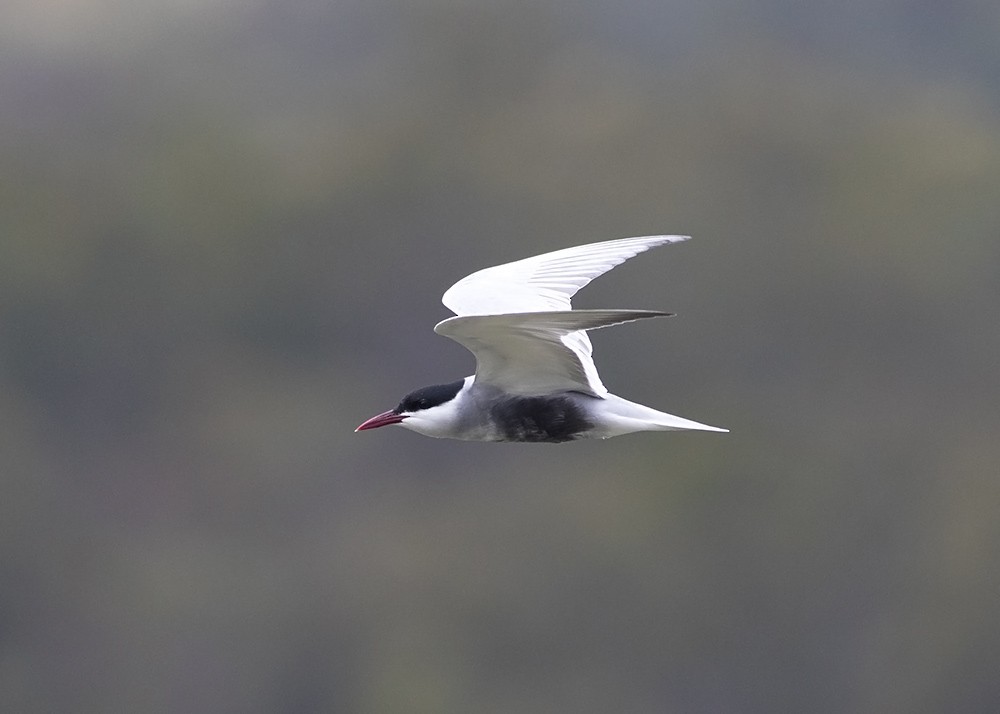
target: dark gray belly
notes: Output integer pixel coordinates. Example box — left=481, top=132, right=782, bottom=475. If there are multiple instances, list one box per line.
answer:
left=487, top=393, right=594, bottom=443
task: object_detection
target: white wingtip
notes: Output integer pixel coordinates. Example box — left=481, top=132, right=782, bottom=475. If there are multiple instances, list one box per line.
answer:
left=635, top=234, right=691, bottom=245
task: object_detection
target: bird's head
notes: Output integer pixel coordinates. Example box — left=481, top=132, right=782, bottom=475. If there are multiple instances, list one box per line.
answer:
left=356, top=378, right=467, bottom=437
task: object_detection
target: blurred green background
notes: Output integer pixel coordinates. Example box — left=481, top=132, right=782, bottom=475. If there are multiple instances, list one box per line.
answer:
left=2, top=1, right=999, bottom=712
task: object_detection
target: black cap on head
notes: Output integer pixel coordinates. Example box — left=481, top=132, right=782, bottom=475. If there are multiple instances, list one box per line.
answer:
left=396, top=379, right=465, bottom=413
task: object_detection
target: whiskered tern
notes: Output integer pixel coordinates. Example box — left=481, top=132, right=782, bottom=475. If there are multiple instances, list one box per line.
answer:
left=356, top=235, right=727, bottom=442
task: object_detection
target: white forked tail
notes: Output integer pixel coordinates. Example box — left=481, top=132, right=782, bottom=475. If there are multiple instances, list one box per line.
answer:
left=594, top=394, right=729, bottom=438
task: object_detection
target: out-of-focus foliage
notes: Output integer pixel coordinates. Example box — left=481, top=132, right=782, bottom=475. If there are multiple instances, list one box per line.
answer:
left=2, top=1, right=999, bottom=712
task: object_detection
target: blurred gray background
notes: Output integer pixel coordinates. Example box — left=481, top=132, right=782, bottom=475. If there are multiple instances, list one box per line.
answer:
left=2, top=1, right=999, bottom=712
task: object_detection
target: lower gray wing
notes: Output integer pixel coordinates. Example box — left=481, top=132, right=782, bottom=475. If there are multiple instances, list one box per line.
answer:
left=434, top=309, right=672, bottom=396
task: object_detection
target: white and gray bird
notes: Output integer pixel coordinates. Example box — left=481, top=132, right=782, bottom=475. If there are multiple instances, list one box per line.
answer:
left=356, top=235, right=727, bottom=442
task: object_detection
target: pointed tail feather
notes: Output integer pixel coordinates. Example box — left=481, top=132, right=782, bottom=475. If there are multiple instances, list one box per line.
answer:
left=596, top=395, right=728, bottom=436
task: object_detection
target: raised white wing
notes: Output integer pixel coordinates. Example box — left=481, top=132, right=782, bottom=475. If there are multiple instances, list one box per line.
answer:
left=441, top=235, right=689, bottom=316
left=436, top=235, right=688, bottom=395
left=434, top=310, right=673, bottom=396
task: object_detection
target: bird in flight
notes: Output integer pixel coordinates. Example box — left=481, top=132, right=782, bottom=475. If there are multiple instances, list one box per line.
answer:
left=356, top=235, right=727, bottom=442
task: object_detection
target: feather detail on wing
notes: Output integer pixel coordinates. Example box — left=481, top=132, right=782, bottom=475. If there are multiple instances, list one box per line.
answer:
left=434, top=310, right=673, bottom=396
left=441, top=235, right=689, bottom=316
left=439, top=235, right=687, bottom=394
